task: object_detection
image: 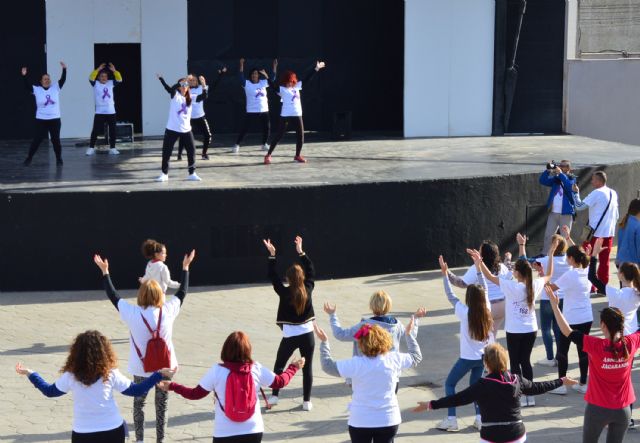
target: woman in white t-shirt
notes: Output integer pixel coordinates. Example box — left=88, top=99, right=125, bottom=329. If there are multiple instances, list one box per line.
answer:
left=436, top=255, right=494, bottom=432
left=472, top=238, right=556, bottom=407
left=317, top=320, right=422, bottom=443
left=547, top=245, right=592, bottom=394
left=155, top=74, right=200, bottom=182
left=94, top=249, right=195, bottom=443
left=16, top=330, right=173, bottom=443
left=263, top=60, right=326, bottom=165
left=160, top=331, right=304, bottom=442
left=86, top=62, right=122, bottom=156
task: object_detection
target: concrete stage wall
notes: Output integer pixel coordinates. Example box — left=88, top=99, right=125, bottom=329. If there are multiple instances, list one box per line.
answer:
left=2, top=162, right=640, bottom=292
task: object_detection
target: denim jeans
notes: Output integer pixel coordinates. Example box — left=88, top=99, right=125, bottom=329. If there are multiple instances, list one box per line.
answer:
left=445, top=358, right=484, bottom=416
left=539, top=299, right=563, bottom=361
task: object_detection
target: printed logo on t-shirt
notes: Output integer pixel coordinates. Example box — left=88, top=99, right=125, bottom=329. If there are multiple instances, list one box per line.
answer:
left=601, top=356, right=630, bottom=370
left=513, top=300, right=531, bottom=318
left=255, top=88, right=266, bottom=98
left=44, top=95, right=55, bottom=106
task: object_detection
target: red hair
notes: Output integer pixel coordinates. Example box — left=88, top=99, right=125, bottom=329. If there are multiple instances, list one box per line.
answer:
left=220, top=331, right=253, bottom=363
left=279, top=70, right=298, bottom=86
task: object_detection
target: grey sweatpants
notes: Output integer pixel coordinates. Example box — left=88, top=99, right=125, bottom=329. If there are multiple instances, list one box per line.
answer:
left=583, top=403, right=631, bottom=443
left=542, top=212, right=573, bottom=254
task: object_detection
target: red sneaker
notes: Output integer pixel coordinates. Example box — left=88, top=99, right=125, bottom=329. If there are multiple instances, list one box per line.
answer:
left=264, top=155, right=271, bottom=165
left=294, top=155, right=307, bottom=163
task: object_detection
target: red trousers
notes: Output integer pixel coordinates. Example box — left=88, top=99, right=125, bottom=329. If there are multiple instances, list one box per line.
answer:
left=583, top=236, right=613, bottom=290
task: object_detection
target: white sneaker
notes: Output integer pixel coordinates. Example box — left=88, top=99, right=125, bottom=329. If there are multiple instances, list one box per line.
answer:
left=186, top=173, right=202, bottom=181
left=573, top=383, right=587, bottom=394
left=85, top=147, right=95, bottom=156
left=267, top=395, right=279, bottom=406
left=262, top=143, right=269, bottom=151
left=302, top=401, right=313, bottom=411
left=473, top=417, right=482, bottom=431
left=155, top=173, right=168, bottom=182
left=435, top=417, right=459, bottom=432
left=537, top=358, right=557, bottom=367
left=109, top=148, right=120, bottom=155
left=519, top=396, right=528, bottom=408
left=526, top=396, right=535, bottom=407
left=231, top=144, right=240, bottom=154
left=549, top=385, right=567, bottom=395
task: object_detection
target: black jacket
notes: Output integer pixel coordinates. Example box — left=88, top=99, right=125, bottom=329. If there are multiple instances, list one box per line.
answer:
left=268, top=254, right=315, bottom=326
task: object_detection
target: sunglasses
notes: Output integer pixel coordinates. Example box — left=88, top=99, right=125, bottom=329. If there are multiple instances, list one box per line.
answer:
left=179, top=82, right=189, bottom=87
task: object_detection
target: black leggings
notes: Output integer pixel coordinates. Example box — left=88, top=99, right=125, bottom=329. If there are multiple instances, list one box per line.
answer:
left=179, top=116, right=211, bottom=155
left=348, top=425, right=399, bottom=443
left=213, top=433, right=263, bottom=443
left=162, top=129, right=195, bottom=175
left=90, top=113, right=117, bottom=148
left=506, top=331, right=537, bottom=381
left=235, top=112, right=270, bottom=146
left=71, top=423, right=125, bottom=442
left=272, top=331, right=314, bottom=401
left=27, top=118, right=62, bottom=161
left=267, top=116, right=304, bottom=156
left=557, top=321, right=591, bottom=384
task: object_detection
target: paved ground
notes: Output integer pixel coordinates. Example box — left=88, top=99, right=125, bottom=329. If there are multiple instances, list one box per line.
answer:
left=1, top=262, right=639, bottom=442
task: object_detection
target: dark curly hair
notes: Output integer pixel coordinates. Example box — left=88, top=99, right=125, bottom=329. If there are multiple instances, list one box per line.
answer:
left=61, top=330, right=118, bottom=386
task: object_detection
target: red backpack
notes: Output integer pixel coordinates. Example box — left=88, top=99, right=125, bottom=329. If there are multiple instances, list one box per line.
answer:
left=214, top=362, right=270, bottom=422
left=131, top=307, right=171, bottom=372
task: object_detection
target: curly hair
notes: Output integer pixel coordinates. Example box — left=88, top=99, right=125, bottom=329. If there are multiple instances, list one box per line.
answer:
left=61, top=330, right=118, bottom=386
left=279, top=70, right=298, bottom=86
left=357, top=324, right=393, bottom=357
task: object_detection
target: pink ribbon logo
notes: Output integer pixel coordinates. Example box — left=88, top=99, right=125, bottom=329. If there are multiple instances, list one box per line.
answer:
left=291, top=90, right=298, bottom=102
left=44, top=95, right=55, bottom=106
left=177, top=102, right=188, bottom=116
left=102, top=87, right=111, bottom=100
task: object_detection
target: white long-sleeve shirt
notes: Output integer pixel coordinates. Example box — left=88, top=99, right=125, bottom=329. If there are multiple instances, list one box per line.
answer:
left=141, top=260, right=179, bottom=293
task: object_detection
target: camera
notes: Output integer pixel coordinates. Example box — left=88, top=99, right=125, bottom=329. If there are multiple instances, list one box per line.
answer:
left=546, top=161, right=557, bottom=170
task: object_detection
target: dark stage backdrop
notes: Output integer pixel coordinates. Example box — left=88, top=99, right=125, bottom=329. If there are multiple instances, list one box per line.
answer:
left=1, top=0, right=46, bottom=140
left=187, top=0, right=404, bottom=134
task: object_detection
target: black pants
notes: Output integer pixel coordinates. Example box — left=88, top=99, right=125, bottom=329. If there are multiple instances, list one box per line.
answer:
left=213, top=433, right=263, bottom=443
left=348, top=425, right=399, bottom=443
left=506, top=331, right=537, bottom=381
left=235, top=112, right=270, bottom=146
left=27, top=118, right=62, bottom=161
left=179, top=116, right=211, bottom=155
left=162, top=129, right=195, bottom=175
left=71, top=423, right=126, bottom=442
left=90, top=113, right=117, bottom=149
left=267, top=116, right=304, bottom=157
left=557, top=321, right=591, bottom=384
left=272, top=331, right=314, bottom=401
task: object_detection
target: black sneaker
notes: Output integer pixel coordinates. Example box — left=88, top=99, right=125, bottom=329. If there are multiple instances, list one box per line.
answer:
left=630, top=418, right=636, bottom=429
left=202, top=153, right=209, bottom=160
left=23, top=157, right=32, bottom=166
left=56, top=158, right=63, bottom=166
left=176, top=155, right=182, bottom=161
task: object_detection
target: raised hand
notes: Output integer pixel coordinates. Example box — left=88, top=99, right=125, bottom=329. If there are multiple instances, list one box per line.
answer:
left=516, top=232, right=527, bottom=245
left=315, top=61, right=326, bottom=71
left=585, top=243, right=593, bottom=257
left=60, top=61, right=67, bottom=69
left=466, top=248, right=482, bottom=264
left=198, top=75, right=206, bottom=86
left=438, top=255, right=449, bottom=275
left=405, top=315, right=416, bottom=336
left=323, top=302, right=336, bottom=314
left=292, top=357, right=306, bottom=369
left=294, top=236, right=303, bottom=254
left=182, top=249, right=196, bottom=270
left=314, top=326, right=328, bottom=342
left=545, top=285, right=559, bottom=308
left=263, top=239, right=276, bottom=256
left=413, top=401, right=432, bottom=413
left=272, top=58, right=278, bottom=70
left=414, top=307, right=427, bottom=318
left=258, top=69, right=268, bottom=77
left=94, top=254, right=109, bottom=275
left=156, top=73, right=162, bottom=79
left=239, top=58, right=245, bottom=65
left=15, top=362, right=32, bottom=376
left=21, top=67, right=27, bottom=76
left=108, top=63, right=116, bottom=72
left=218, top=66, right=228, bottom=74
left=592, top=238, right=607, bottom=256
left=561, top=225, right=571, bottom=239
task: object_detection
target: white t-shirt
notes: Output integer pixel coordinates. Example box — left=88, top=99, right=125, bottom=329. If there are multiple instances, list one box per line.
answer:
left=554, top=268, right=593, bottom=324
left=551, top=187, right=564, bottom=213
left=535, top=255, right=571, bottom=300
left=244, top=79, right=269, bottom=113
left=54, top=369, right=130, bottom=433
left=279, top=82, right=303, bottom=117
left=336, top=352, right=414, bottom=428
left=455, top=302, right=494, bottom=360
left=463, top=263, right=511, bottom=301
left=118, top=297, right=181, bottom=376
left=142, top=260, right=180, bottom=294
left=166, top=93, right=192, bottom=133
left=282, top=320, right=314, bottom=338
left=33, top=83, right=61, bottom=119
left=500, top=278, right=545, bottom=333
left=94, top=80, right=116, bottom=114
left=199, top=362, right=275, bottom=438
left=190, top=86, right=206, bottom=119
left=583, top=186, right=619, bottom=238
left=606, top=286, right=640, bottom=335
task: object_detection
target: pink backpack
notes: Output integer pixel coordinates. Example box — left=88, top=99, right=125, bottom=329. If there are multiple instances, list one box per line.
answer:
left=214, top=362, right=270, bottom=422
left=131, top=308, right=171, bottom=372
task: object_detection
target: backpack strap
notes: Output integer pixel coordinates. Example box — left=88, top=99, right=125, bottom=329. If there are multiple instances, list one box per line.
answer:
left=213, top=388, right=270, bottom=411
left=130, top=307, right=163, bottom=362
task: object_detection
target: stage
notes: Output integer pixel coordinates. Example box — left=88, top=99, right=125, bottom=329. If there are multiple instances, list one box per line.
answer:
left=1, top=134, right=639, bottom=291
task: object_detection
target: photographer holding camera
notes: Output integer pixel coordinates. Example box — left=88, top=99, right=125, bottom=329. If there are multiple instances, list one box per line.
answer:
left=539, top=160, right=577, bottom=254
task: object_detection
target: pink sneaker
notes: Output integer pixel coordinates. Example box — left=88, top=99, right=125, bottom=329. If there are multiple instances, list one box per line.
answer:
left=294, top=155, right=307, bottom=163
left=264, top=155, right=271, bottom=165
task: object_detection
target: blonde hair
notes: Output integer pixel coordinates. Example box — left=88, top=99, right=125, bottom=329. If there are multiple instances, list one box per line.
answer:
left=483, top=343, right=508, bottom=373
left=551, top=234, right=567, bottom=256
left=369, top=290, right=392, bottom=316
left=137, top=280, right=164, bottom=308
left=357, top=324, right=393, bottom=357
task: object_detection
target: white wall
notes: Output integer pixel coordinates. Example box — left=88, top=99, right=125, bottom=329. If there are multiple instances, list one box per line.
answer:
left=45, top=0, right=187, bottom=138
left=404, top=0, right=495, bottom=137
left=565, top=59, right=640, bottom=146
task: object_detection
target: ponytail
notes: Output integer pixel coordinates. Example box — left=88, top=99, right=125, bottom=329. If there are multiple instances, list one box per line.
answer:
left=601, top=307, right=629, bottom=361
left=566, top=245, right=590, bottom=268
left=515, top=259, right=534, bottom=308
left=619, top=262, right=640, bottom=295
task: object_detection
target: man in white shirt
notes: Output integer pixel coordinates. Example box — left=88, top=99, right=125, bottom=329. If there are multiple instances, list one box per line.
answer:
left=575, top=171, right=619, bottom=286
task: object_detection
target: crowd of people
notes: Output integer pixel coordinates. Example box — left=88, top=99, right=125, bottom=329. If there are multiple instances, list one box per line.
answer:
left=19, top=58, right=326, bottom=181
left=13, top=165, right=640, bottom=443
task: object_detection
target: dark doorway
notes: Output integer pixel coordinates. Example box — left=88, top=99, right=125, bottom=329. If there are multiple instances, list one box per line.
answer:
left=94, top=43, right=142, bottom=133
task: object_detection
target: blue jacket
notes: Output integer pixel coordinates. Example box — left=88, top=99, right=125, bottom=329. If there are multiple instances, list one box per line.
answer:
left=539, top=170, right=576, bottom=215
left=616, top=216, right=640, bottom=264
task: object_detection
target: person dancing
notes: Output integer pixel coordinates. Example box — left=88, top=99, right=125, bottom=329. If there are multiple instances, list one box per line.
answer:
left=86, top=62, right=122, bottom=156
left=21, top=61, right=67, bottom=166
left=264, top=60, right=326, bottom=165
